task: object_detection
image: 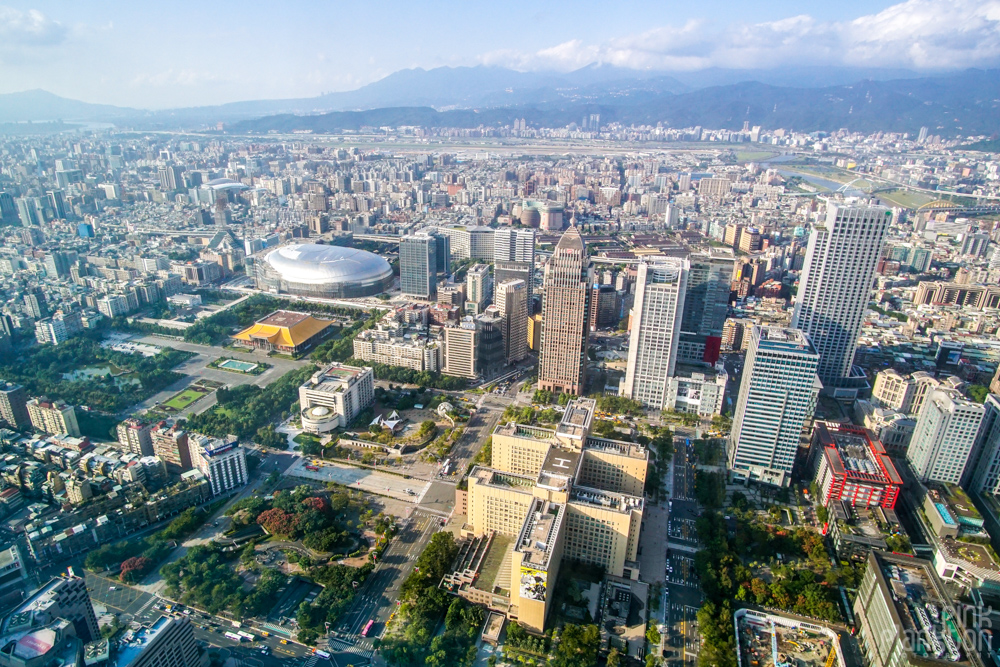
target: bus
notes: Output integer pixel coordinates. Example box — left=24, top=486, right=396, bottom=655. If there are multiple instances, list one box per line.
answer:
left=237, top=631, right=255, bottom=642
left=224, top=632, right=243, bottom=642
left=360, top=620, right=374, bottom=637
left=314, top=650, right=331, bottom=659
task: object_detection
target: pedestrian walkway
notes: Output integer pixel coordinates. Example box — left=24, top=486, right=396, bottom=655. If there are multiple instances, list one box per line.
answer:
left=255, top=621, right=292, bottom=637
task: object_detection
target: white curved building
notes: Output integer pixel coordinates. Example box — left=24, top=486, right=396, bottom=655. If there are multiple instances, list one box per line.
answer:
left=298, top=363, right=375, bottom=434
left=254, top=243, right=393, bottom=298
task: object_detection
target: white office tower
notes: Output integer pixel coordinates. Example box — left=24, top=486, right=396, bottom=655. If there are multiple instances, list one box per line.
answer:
left=971, top=395, right=1000, bottom=496
left=791, top=202, right=890, bottom=396
left=907, top=387, right=986, bottom=486
left=620, top=258, right=688, bottom=409
left=728, top=326, right=821, bottom=487
left=466, top=264, right=493, bottom=315
left=495, top=279, right=528, bottom=364
left=189, top=435, right=248, bottom=496
left=494, top=228, right=535, bottom=263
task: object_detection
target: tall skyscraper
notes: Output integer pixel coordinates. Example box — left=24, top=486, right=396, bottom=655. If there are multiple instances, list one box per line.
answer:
left=444, top=319, right=478, bottom=379
left=728, top=326, right=821, bottom=487
left=23, top=289, right=48, bottom=319
left=0, top=382, right=30, bottom=430
left=620, top=258, right=688, bottom=410
left=791, top=202, right=890, bottom=394
left=465, top=264, right=493, bottom=315
left=539, top=227, right=591, bottom=396
left=970, top=394, right=1000, bottom=496
left=495, top=260, right=534, bottom=306
left=0, top=192, right=17, bottom=226
left=495, top=279, right=528, bottom=364
left=14, top=197, right=40, bottom=227
left=399, top=234, right=439, bottom=300
left=906, top=387, right=986, bottom=486
left=477, top=309, right=506, bottom=379
left=678, top=249, right=734, bottom=364
left=494, top=228, right=535, bottom=263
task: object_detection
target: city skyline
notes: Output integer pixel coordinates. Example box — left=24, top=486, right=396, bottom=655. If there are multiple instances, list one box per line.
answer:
left=0, top=0, right=997, bottom=107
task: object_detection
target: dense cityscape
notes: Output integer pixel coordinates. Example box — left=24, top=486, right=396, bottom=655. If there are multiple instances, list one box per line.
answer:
left=2, top=11, right=1000, bottom=667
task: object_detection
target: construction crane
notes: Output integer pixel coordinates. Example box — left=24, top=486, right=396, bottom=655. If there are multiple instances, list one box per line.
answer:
left=770, top=622, right=793, bottom=667
left=824, top=648, right=837, bottom=667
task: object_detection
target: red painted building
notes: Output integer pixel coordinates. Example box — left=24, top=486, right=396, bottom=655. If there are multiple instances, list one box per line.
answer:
left=811, top=423, right=902, bottom=509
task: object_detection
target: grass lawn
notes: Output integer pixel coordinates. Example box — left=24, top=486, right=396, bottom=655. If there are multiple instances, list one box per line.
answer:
left=163, top=387, right=209, bottom=410
left=293, top=433, right=322, bottom=447
left=878, top=188, right=936, bottom=209
left=735, top=149, right=780, bottom=162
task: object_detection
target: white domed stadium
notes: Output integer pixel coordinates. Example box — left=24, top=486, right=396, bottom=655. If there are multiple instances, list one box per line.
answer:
left=253, top=243, right=393, bottom=298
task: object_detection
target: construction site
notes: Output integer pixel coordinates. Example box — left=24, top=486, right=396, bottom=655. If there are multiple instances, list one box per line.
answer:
left=735, top=609, right=846, bottom=667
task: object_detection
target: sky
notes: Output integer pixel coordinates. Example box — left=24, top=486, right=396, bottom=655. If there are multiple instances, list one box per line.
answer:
left=0, top=0, right=998, bottom=109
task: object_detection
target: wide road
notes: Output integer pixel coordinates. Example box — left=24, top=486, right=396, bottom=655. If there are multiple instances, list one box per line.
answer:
left=330, top=510, right=442, bottom=664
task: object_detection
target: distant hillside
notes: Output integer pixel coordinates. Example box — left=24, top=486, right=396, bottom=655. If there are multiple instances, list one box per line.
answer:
left=231, top=70, right=1000, bottom=136
left=2, top=66, right=998, bottom=135
left=0, top=89, right=135, bottom=123
left=961, top=138, right=1000, bottom=152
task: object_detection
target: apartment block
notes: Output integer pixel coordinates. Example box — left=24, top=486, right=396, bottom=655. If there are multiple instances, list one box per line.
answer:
left=26, top=399, right=80, bottom=437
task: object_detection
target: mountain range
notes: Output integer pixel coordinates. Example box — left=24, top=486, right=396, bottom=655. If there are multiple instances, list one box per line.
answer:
left=0, top=65, right=997, bottom=136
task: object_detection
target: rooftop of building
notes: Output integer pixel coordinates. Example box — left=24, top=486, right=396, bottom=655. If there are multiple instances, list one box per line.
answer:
left=556, top=398, right=596, bottom=442
left=865, top=550, right=983, bottom=666
left=304, top=363, right=368, bottom=393
left=537, top=447, right=580, bottom=490
left=114, top=616, right=173, bottom=667
left=232, top=309, right=334, bottom=347
left=926, top=484, right=983, bottom=527
left=757, top=326, right=814, bottom=350
left=584, top=437, right=648, bottom=461
left=814, top=423, right=902, bottom=485
left=569, top=486, right=643, bottom=514
left=470, top=467, right=535, bottom=490
left=515, top=499, right=564, bottom=572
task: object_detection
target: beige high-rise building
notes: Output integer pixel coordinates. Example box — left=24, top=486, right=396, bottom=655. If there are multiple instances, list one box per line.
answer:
left=458, top=398, right=647, bottom=632
left=495, top=279, right=528, bottom=364
left=538, top=227, right=590, bottom=395
left=444, top=319, right=478, bottom=379
left=26, top=398, right=79, bottom=437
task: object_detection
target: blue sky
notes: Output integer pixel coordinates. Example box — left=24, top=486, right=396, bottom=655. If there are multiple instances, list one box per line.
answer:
left=0, top=0, right=998, bottom=108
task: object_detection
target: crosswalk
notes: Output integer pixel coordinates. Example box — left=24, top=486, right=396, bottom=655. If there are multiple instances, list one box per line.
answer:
left=324, top=637, right=374, bottom=664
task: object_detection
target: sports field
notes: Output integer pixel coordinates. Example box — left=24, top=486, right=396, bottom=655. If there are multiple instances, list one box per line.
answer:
left=164, top=387, right=208, bottom=410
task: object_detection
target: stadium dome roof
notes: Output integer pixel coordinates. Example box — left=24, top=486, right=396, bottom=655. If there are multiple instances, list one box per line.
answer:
left=264, top=243, right=392, bottom=285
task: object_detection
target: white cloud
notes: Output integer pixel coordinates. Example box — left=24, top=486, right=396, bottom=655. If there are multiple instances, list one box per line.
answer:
left=0, top=5, right=65, bottom=47
left=480, top=0, right=1000, bottom=71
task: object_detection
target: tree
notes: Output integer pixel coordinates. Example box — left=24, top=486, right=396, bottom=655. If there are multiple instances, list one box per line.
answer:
left=552, top=624, right=600, bottom=667
left=119, top=556, right=151, bottom=583
left=606, top=648, right=622, bottom=667
left=646, top=623, right=661, bottom=646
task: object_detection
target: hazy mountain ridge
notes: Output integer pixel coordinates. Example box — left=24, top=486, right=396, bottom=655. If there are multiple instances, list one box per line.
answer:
left=0, top=65, right=996, bottom=135
left=231, top=70, right=1000, bottom=135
